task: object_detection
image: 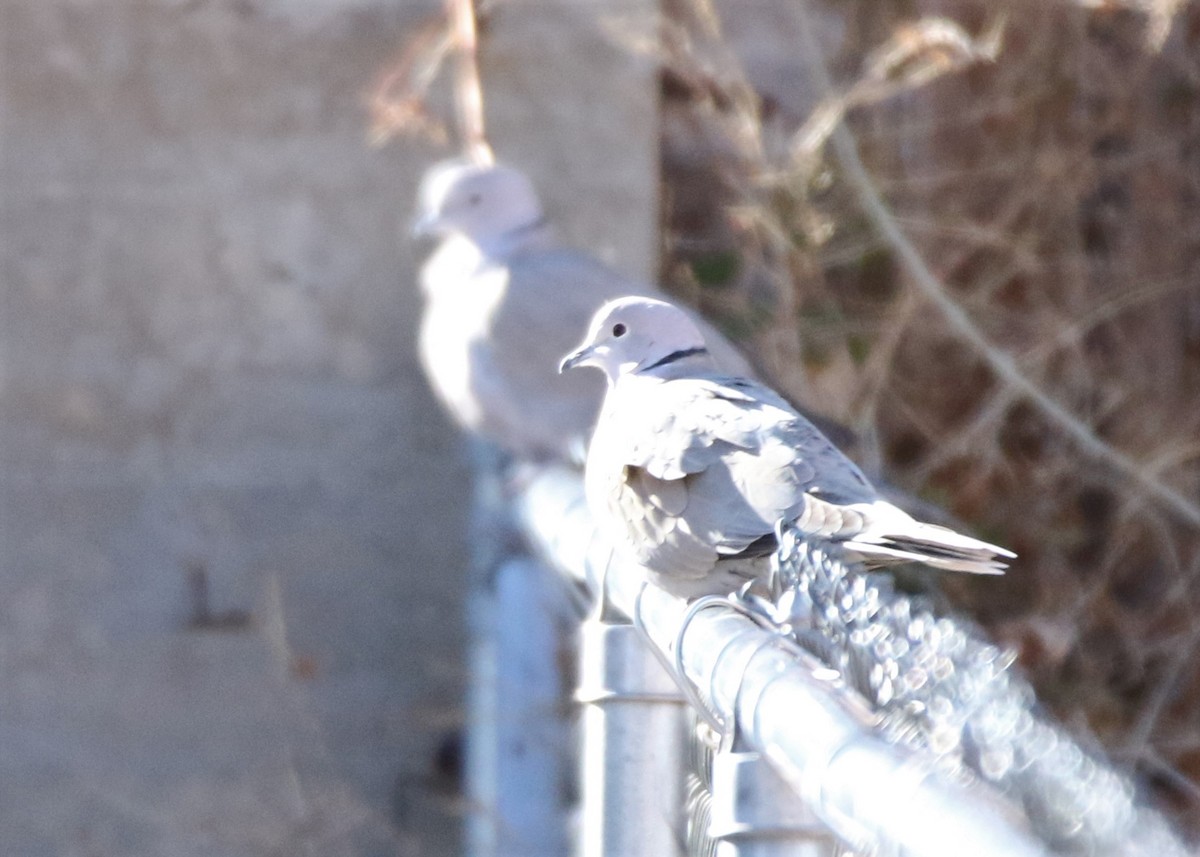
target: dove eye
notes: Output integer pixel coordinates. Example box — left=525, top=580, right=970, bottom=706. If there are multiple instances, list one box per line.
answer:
left=467, top=193, right=482, bottom=206
left=611, top=323, right=627, bottom=338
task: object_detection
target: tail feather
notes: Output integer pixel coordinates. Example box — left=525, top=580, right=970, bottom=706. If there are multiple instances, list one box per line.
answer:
left=845, top=537, right=1009, bottom=575
left=801, top=500, right=1014, bottom=576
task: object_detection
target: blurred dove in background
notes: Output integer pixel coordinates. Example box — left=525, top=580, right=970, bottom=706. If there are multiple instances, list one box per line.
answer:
left=412, top=158, right=754, bottom=463
left=561, top=296, right=1015, bottom=598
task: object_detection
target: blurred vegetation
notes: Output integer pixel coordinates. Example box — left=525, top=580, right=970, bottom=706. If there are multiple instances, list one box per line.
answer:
left=659, top=0, right=1200, bottom=834
left=373, top=0, right=1199, bottom=834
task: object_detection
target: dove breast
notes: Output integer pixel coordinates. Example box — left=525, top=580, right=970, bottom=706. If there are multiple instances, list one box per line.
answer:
left=419, top=242, right=610, bottom=461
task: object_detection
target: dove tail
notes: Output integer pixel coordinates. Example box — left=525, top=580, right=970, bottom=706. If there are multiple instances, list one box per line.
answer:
left=837, top=503, right=1015, bottom=575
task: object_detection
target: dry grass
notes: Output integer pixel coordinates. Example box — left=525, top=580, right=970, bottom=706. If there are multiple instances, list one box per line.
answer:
left=658, top=0, right=1200, bottom=834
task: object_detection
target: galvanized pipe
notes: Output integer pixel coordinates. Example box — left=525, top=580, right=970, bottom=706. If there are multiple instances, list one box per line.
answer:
left=709, top=748, right=840, bottom=857
left=518, top=466, right=1049, bottom=857
left=465, top=558, right=573, bottom=857
left=577, top=620, right=688, bottom=857
left=466, top=447, right=574, bottom=857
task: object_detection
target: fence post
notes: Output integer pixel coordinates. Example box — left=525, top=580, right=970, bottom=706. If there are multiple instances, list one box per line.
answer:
left=466, top=558, right=573, bottom=856
left=577, top=620, right=689, bottom=857
left=709, top=747, right=841, bottom=857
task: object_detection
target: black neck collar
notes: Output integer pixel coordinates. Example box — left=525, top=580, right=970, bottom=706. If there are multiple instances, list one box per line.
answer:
left=640, top=346, right=709, bottom=373
left=502, top=214, right=549, bottom=241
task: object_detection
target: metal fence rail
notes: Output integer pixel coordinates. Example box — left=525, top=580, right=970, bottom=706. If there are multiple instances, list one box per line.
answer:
left=768, top=528, right=1188, bottom=856
left=463, top=445, right=577, bottom=856
left=507, top=463, right=1192, bottom=857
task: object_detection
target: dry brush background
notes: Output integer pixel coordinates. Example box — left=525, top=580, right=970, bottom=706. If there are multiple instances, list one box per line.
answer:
left=377, top=0, right=1200, bottom=838
left=651, top=0, right=1200, bottom=835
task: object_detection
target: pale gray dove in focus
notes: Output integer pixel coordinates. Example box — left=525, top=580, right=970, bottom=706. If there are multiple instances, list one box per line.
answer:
left=561, top=296, right=1015, bottom=598
left=412, top=158, right=755, bottom=463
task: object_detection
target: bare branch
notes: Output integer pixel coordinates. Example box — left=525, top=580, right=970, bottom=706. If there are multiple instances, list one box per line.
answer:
left=1071, top=0, right=1185, bottom=51
left=793, top=3, right=1200, bottom=530
left=366, top=16, right=453, bottom=147
left=790, top=16, right=1005, bottom=175
left=446, top=0, right=493, bottom=164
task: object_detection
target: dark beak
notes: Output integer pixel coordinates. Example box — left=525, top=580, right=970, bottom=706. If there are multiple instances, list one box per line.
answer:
left=410, top=211, right=439, bottom=239
left=559, top=345, right=595, bottom=374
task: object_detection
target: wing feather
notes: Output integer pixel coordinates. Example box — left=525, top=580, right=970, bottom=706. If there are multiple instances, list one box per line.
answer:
left=588, top=372, right=878, bottom=574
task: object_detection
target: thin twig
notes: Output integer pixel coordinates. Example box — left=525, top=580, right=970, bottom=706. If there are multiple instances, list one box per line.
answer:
left=1023, top=276, right=1198, bottom=366
left=1071, top=0, right=1185, bottom=50
left=790, top=15, right=1005, bottom=175
left=366, top=17, right=453, bottom=146
left=793, top=3, right=1200, bottom=531
left=447, top=0, right=492, bottom=163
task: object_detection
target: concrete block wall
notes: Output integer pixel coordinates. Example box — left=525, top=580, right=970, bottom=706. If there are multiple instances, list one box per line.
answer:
left=0, top=0, right=657, bottom=854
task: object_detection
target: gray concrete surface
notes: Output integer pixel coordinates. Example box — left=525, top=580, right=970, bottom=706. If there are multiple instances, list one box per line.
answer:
left=481, top=0, right=659, bottom=280
left=1, top=2, right=465, bottom=855
left=0, top=1, right=658, bottom=855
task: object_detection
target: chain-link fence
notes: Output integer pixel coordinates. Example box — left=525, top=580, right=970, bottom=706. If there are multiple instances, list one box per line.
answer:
left=464, top=460, right=1193, bottom=856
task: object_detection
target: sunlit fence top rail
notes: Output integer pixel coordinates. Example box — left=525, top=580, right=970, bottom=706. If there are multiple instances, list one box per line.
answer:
left=515, top=464, right=1191, bottom=857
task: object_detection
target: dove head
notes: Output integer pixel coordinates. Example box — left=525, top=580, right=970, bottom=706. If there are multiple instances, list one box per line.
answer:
left=412, top=159, right=545, bottom=249
left=560, top=297, right=712, bottom=384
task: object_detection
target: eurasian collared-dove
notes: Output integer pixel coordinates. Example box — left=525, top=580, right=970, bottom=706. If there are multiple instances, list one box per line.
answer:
left=561, top=296, right=1014, bottom=598
left=413, top=158, right=754, bottom=463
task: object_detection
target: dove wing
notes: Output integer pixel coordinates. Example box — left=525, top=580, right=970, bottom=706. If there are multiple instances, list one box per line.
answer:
left=590, top=374, right=876, bottom=576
